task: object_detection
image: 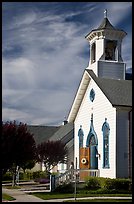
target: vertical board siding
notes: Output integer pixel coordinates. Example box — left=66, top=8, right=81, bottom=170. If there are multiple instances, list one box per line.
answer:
left=116, top=110, right=129, bottom=178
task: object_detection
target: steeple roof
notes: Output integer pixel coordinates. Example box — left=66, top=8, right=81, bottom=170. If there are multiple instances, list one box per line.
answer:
left=97, top=17, right=115, bottom=30
left=85, top=11, right=127, bottom=40
left=96, top=10, right=116, bottom=30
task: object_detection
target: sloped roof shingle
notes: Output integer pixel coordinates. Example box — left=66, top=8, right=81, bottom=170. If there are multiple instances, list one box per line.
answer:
left=86, top=69, right=132, bottom=107
left=27, top=125, right=59, bottom=145
left=49, top=122, right=74, bottom=147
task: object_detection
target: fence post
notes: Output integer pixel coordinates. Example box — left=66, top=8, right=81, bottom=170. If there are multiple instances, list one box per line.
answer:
left=50, top=174, right=55, bottom=192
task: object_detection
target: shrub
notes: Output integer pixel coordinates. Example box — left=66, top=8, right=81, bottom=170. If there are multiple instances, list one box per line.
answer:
left=85, top=177, right=101, bottom=190
left=38, top=178, right=50, bottom=184
left=2, top=172, right=12, bottom=181
left=20, top=172, right=33, bottom=180
left=32, top=171, right=48, bottom=179
left=19, top=172, right=24, bottom=180
left=104, top=178, right=132, bottom=191
left=54, top=182, right=74, bottom=193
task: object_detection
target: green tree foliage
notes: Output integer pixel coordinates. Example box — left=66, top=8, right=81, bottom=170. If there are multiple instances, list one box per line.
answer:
left=21, top=160, right=36, bottom=173
left=2, top=121, right=37, bottom=185
left=37, top=140, right=68, bottom=173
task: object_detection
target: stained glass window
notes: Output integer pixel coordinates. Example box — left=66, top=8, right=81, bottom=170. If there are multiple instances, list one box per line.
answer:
left=102, top=118, right=110, bottom=168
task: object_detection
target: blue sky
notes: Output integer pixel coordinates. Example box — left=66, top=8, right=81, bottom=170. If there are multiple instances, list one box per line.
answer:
left=2, top=2, right=132, bottom=126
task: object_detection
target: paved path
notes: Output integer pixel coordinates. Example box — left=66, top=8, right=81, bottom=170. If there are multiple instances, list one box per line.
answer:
left=36, top=196, right=132, bottom=202
left=2, top=188, right=45, bottom=202
left=2, top=187, right=132, bottom=202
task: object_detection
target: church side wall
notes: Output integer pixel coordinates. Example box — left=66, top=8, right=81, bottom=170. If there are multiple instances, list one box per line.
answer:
left=116, top=109, right=131, bottom=178
left=74, top=78, right=117, bottom=178
left=129, top=111, right=132, bottom=178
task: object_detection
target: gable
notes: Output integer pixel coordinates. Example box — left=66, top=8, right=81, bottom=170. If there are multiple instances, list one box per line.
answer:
left=67, top=69, right=132, bottom=122
left=86, top=70, right=132, bottom=107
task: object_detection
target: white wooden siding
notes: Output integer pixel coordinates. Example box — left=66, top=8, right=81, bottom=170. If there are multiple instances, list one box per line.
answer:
left=74, top=78, right=117, bottom=178
left=87, top=62, right=98, bottom=76
left=98, top=61, right=125, bottom=79
left=96, top=39, right=104, bottom=61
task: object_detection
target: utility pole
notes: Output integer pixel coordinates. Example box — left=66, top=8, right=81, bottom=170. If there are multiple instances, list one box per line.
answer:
left=74, top=157, right=77, bottom=201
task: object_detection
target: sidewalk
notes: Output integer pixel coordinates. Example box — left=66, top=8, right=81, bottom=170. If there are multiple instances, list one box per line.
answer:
left=2, top=188, right=45, bottom=202
left=2, top=187, right=132, bottom=202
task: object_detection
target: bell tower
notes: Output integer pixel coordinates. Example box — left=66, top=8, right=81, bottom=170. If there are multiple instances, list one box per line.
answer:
left=85, top=9, right=127, bottom=80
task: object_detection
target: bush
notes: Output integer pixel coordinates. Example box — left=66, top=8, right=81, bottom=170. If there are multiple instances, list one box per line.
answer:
left=38, top=178, right=50, bottom=184
left=104, top=178, right=131, bottom=191
left=20, top=172, right=33, bottom=180
left=2, top=172, right=12, bottom=181
left=32, top=171, right=48, bottom=180
left=54, top=182, right=74, bottom=193
left=85, top=177, right=101, bottom=190
left=19, top=172, right=24, bottom=180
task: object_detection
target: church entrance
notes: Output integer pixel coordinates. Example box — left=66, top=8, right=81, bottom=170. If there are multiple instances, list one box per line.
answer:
left=86, top=114, right=98, bottom=170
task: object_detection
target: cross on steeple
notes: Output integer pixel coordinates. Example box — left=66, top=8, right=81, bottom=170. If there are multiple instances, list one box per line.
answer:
left=104, top=9, right=107, bottom=18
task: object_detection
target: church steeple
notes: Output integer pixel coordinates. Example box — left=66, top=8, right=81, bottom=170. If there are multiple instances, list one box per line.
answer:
left=85, top=10, right=127, bottom=80
left=97, top=9, right=115, bottom=30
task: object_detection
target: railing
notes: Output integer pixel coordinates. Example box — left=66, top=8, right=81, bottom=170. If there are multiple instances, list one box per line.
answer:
left=55, top=169, right=74, bottom=187
left=53, top=169, right=100, bottom=190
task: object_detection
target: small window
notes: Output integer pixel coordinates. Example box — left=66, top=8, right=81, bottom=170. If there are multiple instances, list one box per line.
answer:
left=91, top=43, right=96, bottom=63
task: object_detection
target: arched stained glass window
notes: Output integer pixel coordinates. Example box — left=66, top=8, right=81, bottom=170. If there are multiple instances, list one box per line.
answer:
left=102, top=118, right=110, bottom=168
left=86, top=114, right=98, bottom=169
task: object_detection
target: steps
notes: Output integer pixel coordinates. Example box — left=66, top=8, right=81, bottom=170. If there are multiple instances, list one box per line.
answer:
left=19, top=183, right=51, bottom=193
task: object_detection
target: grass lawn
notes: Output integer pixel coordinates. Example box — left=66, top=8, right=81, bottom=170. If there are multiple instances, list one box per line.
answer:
left=64, top=199, right=132, bottom=202
left=2, top=193, right=16, bottom=201
left=30, top=192, right=132, bottom=200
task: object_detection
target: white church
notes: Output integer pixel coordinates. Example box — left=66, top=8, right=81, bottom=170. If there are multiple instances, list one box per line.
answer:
left=67, top=10, right=132, bottom=179
left=30, top=11, right=132, bottom=179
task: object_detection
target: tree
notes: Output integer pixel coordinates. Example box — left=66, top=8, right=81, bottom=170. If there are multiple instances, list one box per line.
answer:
left=37, top=140, right=68, bottom=173
left=2, top=121, right=37, bottom=185
left=21, top=160, right=36, bottom=173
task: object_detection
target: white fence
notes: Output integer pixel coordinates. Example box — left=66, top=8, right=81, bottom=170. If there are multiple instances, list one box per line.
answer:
left=52, top=169, right=100, bottom=190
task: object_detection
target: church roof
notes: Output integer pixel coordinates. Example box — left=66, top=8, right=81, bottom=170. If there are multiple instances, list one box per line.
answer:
left=86, top=69, right=132, bottom=107
left=67, top=70, right=132, bottom=122
left=27, top=125, right=59, bottom=145
left=27, top=122, right=74, bottom=150
left=49, top=122, right=74, bottom=145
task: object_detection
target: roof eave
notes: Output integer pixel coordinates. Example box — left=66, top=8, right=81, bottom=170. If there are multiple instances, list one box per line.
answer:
left=67, top=70, right=90, bottom=123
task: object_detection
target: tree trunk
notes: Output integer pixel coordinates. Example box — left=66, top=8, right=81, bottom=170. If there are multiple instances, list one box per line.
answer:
left=12, top=172, right=16, bottom=186
left=12, top=164, right=17, bottom=186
